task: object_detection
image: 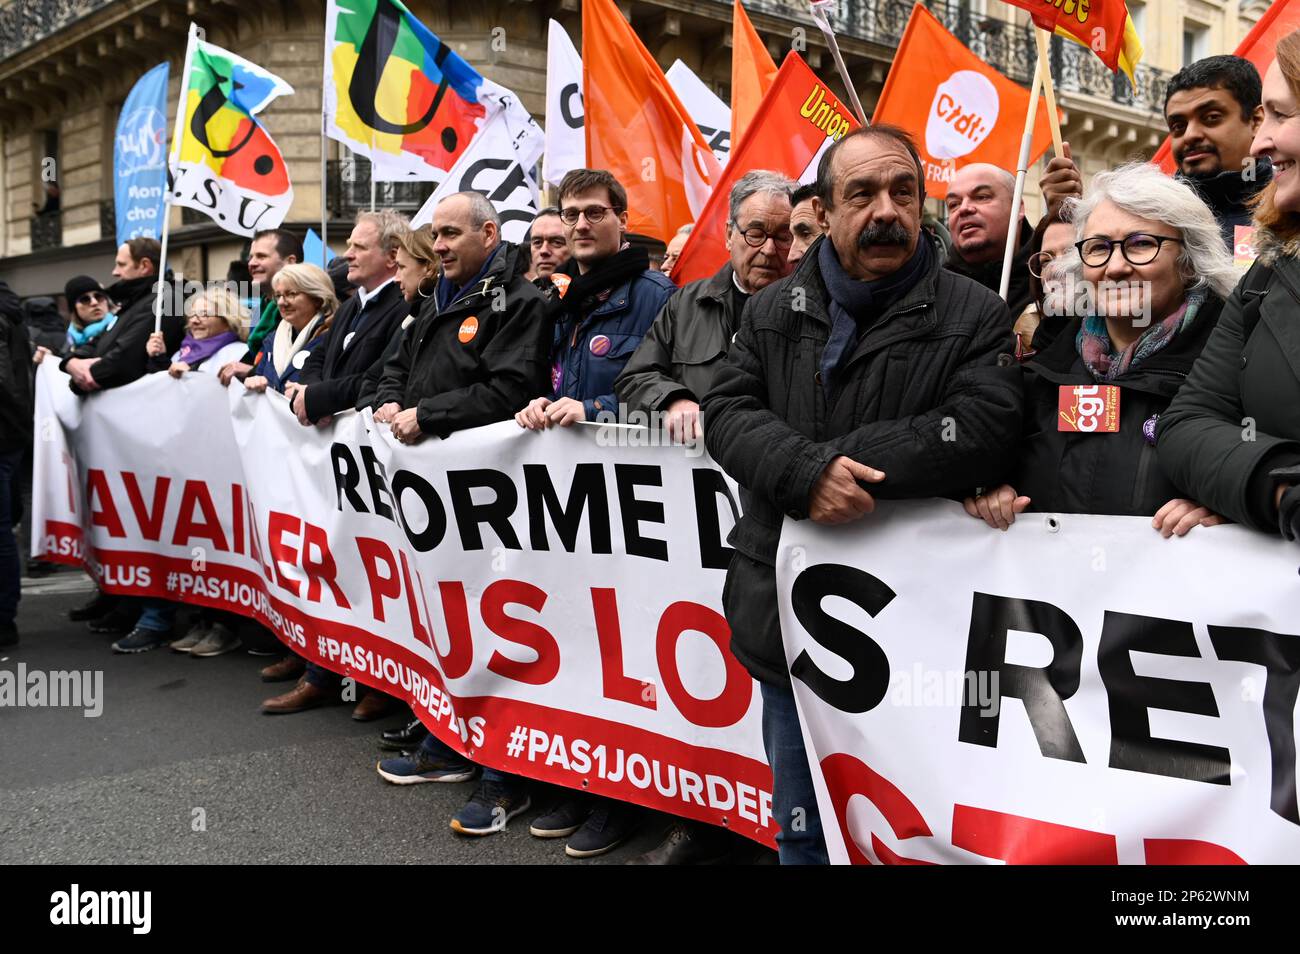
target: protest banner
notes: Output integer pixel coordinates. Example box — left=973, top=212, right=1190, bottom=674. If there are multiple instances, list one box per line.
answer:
left=778, top=500, right=1300, bottom=864
left=113, top=63, right=170, bottom=246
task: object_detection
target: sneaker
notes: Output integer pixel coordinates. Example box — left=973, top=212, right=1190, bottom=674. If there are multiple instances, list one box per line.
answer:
left=111, top=627, right=167, bottom=654
left=450, top=779, right=531, bottom=836
left=376, top=747, right=477, bottom=785
left=565, top=799, right=641, bottom=858
left=530, top=796, right=591, bottom=838
left=170, top=624, right=209, bottom=653
left=190, top=622, right=241, bottom=658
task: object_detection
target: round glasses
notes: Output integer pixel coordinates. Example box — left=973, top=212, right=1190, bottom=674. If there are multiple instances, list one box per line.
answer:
left=733, top=223, right=794, bottom=250
left=558, top=205, right=619, bottom=226
left=1076, top=233, right=1184, bottom=268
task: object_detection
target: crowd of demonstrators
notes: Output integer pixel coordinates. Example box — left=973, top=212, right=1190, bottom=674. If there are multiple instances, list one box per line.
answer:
left=19, top=33, right=1300, bottom=866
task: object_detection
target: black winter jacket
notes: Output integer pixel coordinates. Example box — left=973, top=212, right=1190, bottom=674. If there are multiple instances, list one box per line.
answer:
left=945, top=217, right=1037, bottom=320
left=60, top=273, right=183, bottom=395
left=1012, top=296, right=1223, bottom=516
left=0, top=281, right=31, bottom=452
left=702, top=235, right=1024, bottom=684
left=615, top=263, right=742, bottom=415
left=1159, top=231, right=1300, bottom=532
left=300, top=279, right=408, bottom=422
left=374, top=242, right=551, bottom=438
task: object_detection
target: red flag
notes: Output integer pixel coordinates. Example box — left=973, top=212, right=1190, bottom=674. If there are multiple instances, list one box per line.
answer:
left=1152, top=0, right=1300, bottom=173
left=1000, top=0, right=1143, bottom=81
left=673, top=52, right=857, bottom=286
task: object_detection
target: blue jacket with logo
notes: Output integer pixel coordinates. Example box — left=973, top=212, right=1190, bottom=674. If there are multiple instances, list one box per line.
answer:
left=550, top=268, right=676, bottom=421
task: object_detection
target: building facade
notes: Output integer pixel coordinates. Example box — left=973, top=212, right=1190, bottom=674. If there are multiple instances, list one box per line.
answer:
left=0, top=0, right=1272, bottom=301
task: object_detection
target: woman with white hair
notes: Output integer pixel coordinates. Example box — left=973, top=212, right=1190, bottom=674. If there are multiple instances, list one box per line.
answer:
left=144, top=285, right=249, bottom=376
left=964, top=161, right=1235, bottom=533
left=243, top=263, right=336, bottom=394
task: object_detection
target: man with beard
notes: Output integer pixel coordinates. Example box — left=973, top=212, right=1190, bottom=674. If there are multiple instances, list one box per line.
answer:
left=60, top=237, right=182, bottom=395
left=944, top=163, right=1036, bottom=317
left=1164, top=55, right=1270, bottom=247
left=702, top=125, right=1023, bottom=863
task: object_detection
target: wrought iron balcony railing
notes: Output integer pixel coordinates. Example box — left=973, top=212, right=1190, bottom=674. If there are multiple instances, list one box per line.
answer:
left=0, top=0, right=115, bottom=64
left=31, top=210, right=61, bottom=251
left=747, top=0, right=1170, bottom=116
left=326, top=159, right=437, bottom=218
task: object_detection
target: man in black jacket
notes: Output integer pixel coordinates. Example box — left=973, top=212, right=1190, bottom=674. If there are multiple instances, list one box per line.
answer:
left=702, top=125, right=1023, bottom=864
left=288, top=210, right=408, bottom=428
left=60, top=238, right=182, bottom=395
left=944, top=163, right=1036, bottom=316
left=1164, top=55, right=1273, bottom=248
left=0, top=280, right=29, bottom=646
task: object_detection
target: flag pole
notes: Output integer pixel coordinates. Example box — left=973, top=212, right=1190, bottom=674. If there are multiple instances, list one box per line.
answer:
left=1032, top=27, right=1065, bottom=158
left=807, top=2, right=868, bottom=125
left=370, top=157, right=376, bottom=212
left=320, top=108, right=328, bottom=265
left=155, top=22, right=197, bottom=334
left=999, top=54, right=1044, bottom=302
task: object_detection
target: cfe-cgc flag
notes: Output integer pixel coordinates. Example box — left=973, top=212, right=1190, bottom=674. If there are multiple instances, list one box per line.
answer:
left=671, top=51, right=856, bottom=286
left=666, top=60, right=733, bottom=168
left=1000, top=0, right=1143, bottom=83
left=583, top=0, right=721, bottom=243
left=324, top=0, right=531, bottom=183
left=170, top=36, right=294, bottom=237
left=872, top=5, right=1055, bottom=200
left=114, top=62, right=169, bottom=246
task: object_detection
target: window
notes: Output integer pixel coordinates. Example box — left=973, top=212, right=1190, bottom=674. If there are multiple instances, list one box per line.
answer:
left=1183, top=22, right=1208, bottom=67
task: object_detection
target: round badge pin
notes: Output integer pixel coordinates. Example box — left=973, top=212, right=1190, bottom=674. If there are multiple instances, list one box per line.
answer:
left=589, top=334, right=611, bottom=356
left=1143, top=414, right=1159, bottom=446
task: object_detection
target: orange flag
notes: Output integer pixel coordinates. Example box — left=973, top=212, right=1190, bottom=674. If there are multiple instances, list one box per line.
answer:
left=872, top=4, right=1055, bottom=201
left=673, top=52, right=857, bottom=286
left=1000, top=0, right=1143, bottom=82
left=1152, top=0, right=1300, bottom=173
left=731, top=0, right=778, bottom=147
left=582, top=0, right=722, bottom=243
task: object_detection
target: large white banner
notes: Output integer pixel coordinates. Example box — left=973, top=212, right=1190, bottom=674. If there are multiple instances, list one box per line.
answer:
left=32, top=363, right=773, bottom=844
left=778, top=500, right=1300, bottom=864
left=542, top=19, right=585, bottom=188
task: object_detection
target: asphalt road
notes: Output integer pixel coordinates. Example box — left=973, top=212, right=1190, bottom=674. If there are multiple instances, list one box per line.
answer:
left=0, top=570, right=690, bottom=865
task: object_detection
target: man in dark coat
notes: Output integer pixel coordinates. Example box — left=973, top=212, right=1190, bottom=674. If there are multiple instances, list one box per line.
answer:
left=944, top=163, right=1036, bottom=317
left=616, top=169, right=795, bottom=443
left=702, top=125, right=1023, bottom=864
left=60, top=237, right=182, bottom=395
left=0, top=279, right=30, bottom=646
left=290, top=210, right=408, bottom=428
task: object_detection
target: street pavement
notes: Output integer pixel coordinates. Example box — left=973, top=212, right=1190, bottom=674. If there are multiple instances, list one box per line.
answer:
left=0, top=569, right=685, bottom=864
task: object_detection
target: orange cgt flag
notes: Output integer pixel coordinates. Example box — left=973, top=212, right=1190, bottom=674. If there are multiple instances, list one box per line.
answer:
left=1151, top=0, right=1300, bottom=173
left=731, top=0, right=779, bottom=147
left=672, top=51, right=857, bottom=286
left=583, top=0, right=722, bottom=243
left=872, top=4, right=1055, bottom=201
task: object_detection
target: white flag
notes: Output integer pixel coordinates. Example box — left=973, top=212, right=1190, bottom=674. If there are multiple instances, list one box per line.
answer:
left=543, top=19, right=585, bottom=188
left=412, top=99, right=544, bottom=244
left=665, top=60, right=732, bottom=168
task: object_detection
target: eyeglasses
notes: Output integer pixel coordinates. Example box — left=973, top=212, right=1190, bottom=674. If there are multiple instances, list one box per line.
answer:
left=76, top=291, right=107, bottom=306
left=732, top=222, right=794, bottom=250
left=559, top=205, right=619, bottom=226
left=1076, top=233, right=1185, bottom=268
left=274, top=289, right=302, bottom=301
left=1028, top=251, right=1064, bottom=279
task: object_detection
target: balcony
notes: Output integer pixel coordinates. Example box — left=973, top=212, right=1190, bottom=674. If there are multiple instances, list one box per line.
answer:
left=31, top=210, right=61, bottom=251
left=326, top=159, right=437, bottom=219
left=746, top=0, right=1170, bottom=116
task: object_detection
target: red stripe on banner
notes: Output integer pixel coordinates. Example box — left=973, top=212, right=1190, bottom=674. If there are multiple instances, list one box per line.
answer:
left=52, top=531, right=777, bottom=846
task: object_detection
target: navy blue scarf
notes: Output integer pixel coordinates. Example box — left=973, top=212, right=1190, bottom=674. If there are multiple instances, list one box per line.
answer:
left=818, top=235, right=932, bottom=397
left=435, top=245, right=501, bottom=312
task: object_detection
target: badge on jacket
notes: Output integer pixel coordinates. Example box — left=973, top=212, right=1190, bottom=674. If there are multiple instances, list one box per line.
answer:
left=1058, top=384, right=1120, bottom=433
left=589, top=334, right=611, bottom=356
left=458, top=316, right=479, bottom=343
left=551, top=273, right=571, bottom=298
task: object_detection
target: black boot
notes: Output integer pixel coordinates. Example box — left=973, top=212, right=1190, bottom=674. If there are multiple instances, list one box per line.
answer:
left=379, top=717, right=428, bottom=752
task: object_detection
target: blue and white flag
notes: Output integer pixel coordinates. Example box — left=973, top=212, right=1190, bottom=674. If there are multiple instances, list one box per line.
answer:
left=113, top=62, right=170, bottom=246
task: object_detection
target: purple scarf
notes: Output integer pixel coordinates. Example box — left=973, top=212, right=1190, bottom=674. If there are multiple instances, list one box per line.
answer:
left=175, top=330, right=239, bottom=368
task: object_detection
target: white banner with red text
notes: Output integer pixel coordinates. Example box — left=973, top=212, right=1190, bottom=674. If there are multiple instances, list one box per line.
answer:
left=777, top=500, right=1300, bottom=864
left=31, top=362, right=774, bottom=844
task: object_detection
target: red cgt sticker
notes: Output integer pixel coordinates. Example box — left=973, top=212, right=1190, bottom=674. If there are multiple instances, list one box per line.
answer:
left=1058, top=384, right=1120, bottom=433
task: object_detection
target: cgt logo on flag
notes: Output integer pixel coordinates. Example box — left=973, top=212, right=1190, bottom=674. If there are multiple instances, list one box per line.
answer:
left=1058, top=385, right=1121, bottom=433
left=926, top=71, right=998, bottom=160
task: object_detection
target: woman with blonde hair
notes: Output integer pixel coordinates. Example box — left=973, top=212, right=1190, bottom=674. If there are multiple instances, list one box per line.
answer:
left=244, top=263, right=336, bottom=393
left=144, top=285, right=249, bottom=376
left=1159, top=30, right=1300, bottom=541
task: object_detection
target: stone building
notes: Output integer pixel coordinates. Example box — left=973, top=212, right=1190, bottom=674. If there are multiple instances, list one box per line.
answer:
left=0, top=0, right=1273, bottom=300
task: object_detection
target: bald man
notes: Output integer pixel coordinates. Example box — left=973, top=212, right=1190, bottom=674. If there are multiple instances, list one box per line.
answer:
left=944, top=163, right=1035, bottom=317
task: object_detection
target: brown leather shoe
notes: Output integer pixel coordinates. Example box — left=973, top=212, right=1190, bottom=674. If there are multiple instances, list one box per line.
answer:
left=260, top=654, right=306, bottom=683
left=262, top=680, right=336, bottom=714
left=351, top=690, right=401, bottom=722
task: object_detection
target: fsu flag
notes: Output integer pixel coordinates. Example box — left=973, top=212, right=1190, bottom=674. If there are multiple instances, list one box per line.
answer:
left=583, top=0, right=721, bottom=243
left=324, top=0, right=530, bottom=182
left=672, top=52, right=857, bottom=286
left=872, top=4, right=1055, bottom=200
left=1152, top=0, right=1300, bottom=173
left=1000, top=0, right=1143, bottom=82
left=170, top=33, right=294, bottom=237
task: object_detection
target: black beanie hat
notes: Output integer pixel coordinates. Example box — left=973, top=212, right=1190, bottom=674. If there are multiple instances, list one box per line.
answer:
left=65, top=275, right=106, bottom=304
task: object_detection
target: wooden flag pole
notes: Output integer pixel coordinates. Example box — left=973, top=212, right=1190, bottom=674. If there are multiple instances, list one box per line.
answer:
left=808, top=2, right=869, bottom=125
left=1033, top=27, right=1065, bottom=158
left=999, top=52, right=1044, bottom=302
left=155, top=22, right=198, bottom=334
